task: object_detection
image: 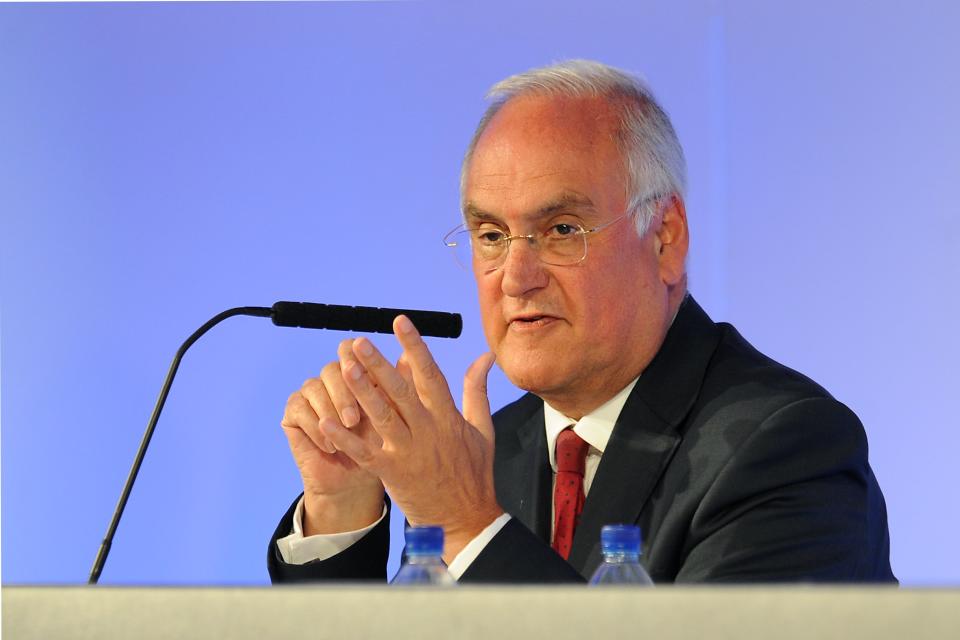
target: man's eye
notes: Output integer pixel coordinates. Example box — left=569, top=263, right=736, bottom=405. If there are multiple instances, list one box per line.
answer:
left=475, top=230, right=506, bottom=245
left=546, top=223, right=580, bottom=238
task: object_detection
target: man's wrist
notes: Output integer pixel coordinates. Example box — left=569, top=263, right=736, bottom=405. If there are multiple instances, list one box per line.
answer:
left=447, top=513, right=512, bottom=579
left=278, top=498, right=388, bottom=565
left=303, top=488, right=384, bottom=536
left=441, top=506, right=505, bottom=564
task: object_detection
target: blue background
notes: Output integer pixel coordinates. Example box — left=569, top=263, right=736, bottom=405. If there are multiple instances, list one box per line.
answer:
left=2, top=1, right=958, bottom=585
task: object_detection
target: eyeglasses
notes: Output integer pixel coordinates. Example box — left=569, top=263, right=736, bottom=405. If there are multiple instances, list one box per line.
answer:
left=443, top=211, right=633, bottom=273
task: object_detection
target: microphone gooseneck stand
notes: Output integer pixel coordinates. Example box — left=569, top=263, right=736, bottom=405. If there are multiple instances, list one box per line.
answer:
left=88, top=306, right=272, bottom=584
left=88, top=301, right=462, bottom=584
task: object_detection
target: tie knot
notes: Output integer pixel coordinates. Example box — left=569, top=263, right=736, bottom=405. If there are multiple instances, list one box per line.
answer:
left=556, top=428, right=589, bottom=475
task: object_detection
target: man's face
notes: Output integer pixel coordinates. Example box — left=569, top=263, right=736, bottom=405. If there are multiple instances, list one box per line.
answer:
left=463, top=95, right=677, bottom=417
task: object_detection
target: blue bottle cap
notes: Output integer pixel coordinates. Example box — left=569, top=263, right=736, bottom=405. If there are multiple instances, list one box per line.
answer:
left=404, top=526, right=444, bottom=556
left=600, top=524, right=642, bottom=554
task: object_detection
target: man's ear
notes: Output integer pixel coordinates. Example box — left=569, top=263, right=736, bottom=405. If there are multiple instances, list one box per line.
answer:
left=655, top=193, right=689, bottom=286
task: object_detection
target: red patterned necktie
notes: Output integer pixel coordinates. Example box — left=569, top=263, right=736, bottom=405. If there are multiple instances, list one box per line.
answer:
left=552, top=428, right=590, bottom=560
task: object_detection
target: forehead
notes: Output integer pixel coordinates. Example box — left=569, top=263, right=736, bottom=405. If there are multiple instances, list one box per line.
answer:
left=464, top=190, right=598, bottom=226
left=464, top=95, right=628, bottom=220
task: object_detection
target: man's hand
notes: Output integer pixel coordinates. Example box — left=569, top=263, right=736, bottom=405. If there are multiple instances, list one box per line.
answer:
left=280, top=339, right=385, bottom=536
left=318, top=315, right=503, bottom=563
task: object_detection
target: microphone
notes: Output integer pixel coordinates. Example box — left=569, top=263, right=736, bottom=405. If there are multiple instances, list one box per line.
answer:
left=89, top=302, right=462, bottom=584
left=270, top=301, right=462, bottom=338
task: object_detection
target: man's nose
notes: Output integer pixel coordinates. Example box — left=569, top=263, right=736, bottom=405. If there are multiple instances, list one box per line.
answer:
left=500, top=237, right=548, bottom=297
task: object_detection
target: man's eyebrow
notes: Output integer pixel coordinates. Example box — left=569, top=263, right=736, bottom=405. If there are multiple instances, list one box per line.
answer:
left=536, top=193, right=596, bottom=217
left=464, top=203, right=497, bottom=222
left=464, top=193, right=597, bottom=223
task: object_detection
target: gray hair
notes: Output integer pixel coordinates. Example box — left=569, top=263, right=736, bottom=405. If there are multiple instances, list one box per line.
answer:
left=460, top=60, right=687, bottom=236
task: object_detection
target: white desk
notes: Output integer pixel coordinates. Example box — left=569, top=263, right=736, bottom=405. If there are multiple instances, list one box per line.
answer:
left=3, top=585, right=958, bottom=640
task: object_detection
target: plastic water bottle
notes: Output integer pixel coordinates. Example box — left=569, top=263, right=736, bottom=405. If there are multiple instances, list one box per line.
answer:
left=391, top=525, right=455, bottom=586
left=588, top=524, right=654, bottom=585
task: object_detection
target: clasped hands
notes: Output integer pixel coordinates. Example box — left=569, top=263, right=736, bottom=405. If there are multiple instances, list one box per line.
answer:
left=281, top=314, right=504, bottom=563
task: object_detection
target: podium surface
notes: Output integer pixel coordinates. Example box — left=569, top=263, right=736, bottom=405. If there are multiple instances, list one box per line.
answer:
left=4, top=585, right=958, bottom=640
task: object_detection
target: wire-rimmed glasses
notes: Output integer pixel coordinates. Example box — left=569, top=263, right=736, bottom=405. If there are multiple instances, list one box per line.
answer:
left=443, top=212, right=632, bottom=273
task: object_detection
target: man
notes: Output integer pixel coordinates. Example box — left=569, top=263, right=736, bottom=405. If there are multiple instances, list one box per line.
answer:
left=268, top=60, right=895, bottom=583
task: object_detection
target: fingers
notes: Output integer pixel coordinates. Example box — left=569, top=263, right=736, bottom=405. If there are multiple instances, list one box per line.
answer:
left=282, top=389, right=335, bottom=454
left=392, top=315, right=454, bottom=407
left=325, top=340, right=362, bottom=428
left=463, top=352, right=497, bottom=441
left=292, top=339, right=363, bottom=453
left=396, top=352, right=414, bottom=387
left=352, top=338, right=422, bottom=413
left=319, top=418, right=383, bottom=474
left=344, top=342, right=415, bottom=447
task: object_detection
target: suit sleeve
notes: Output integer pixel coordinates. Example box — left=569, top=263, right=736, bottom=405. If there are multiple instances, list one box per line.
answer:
left=267, top=494, right=391, bottom=583
left=676, top=397, right=895, bottom=583
left=459, top=518, right=585, bottom=583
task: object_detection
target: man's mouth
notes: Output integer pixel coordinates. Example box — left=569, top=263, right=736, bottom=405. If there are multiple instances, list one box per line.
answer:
left=508, top=314, right=559, bottom=330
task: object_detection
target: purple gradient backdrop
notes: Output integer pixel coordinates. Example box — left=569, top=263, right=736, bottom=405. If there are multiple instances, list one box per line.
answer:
left=2, top=1, right=957, bottom=585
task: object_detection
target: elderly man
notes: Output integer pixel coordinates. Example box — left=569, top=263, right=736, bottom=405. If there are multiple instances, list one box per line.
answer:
left=268, top=60, right=895, bottom=583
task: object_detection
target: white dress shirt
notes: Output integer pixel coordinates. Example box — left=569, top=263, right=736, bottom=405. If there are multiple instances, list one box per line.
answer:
left=276, top=377, right=640, bottom=579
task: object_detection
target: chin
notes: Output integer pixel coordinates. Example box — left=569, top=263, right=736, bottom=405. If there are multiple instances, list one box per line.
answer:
left=497, top=355, right=569, bottom=397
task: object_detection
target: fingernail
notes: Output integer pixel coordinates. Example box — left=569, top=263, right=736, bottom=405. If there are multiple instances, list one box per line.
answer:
left=348, top=362, right=363, bottom=381
left=356, top=339, right=374, bottom=357
left=317, top=421, right=335, bottom=449
left=342, top=406, right=360, bottom=427
left=396, top=315, right=414, bottom=334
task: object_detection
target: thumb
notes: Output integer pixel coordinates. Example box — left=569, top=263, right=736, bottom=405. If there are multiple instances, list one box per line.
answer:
left=463, top=352, right=496, bottom=442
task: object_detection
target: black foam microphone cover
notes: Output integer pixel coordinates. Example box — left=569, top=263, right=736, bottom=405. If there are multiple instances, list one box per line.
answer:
left=270, top=301, right=462, bottom=338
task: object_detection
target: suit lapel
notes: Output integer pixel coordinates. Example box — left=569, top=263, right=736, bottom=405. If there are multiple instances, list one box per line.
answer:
left=494, top=401, right=552, bottom=542
left=567, top=395, right=680, bottom=573
left=566, top=296, right=722, bottom=575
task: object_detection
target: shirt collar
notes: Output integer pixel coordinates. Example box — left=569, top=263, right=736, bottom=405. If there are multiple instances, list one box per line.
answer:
left=540, top=295, right=685, bottom=472
left=543, top=376, right=640, bottom=471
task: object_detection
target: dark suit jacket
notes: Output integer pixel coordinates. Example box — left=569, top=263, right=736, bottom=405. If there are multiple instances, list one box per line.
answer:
left=268, top=296, right=895, bottom=583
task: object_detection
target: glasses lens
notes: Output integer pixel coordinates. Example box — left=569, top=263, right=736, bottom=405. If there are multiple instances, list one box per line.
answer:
left=541, top=228, right=587, bottom=266
left=446, top=228, right=511, bottom=271
left=444, top=229, right=476, bottom=271
left=444, top=224, right=588, bottom=270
